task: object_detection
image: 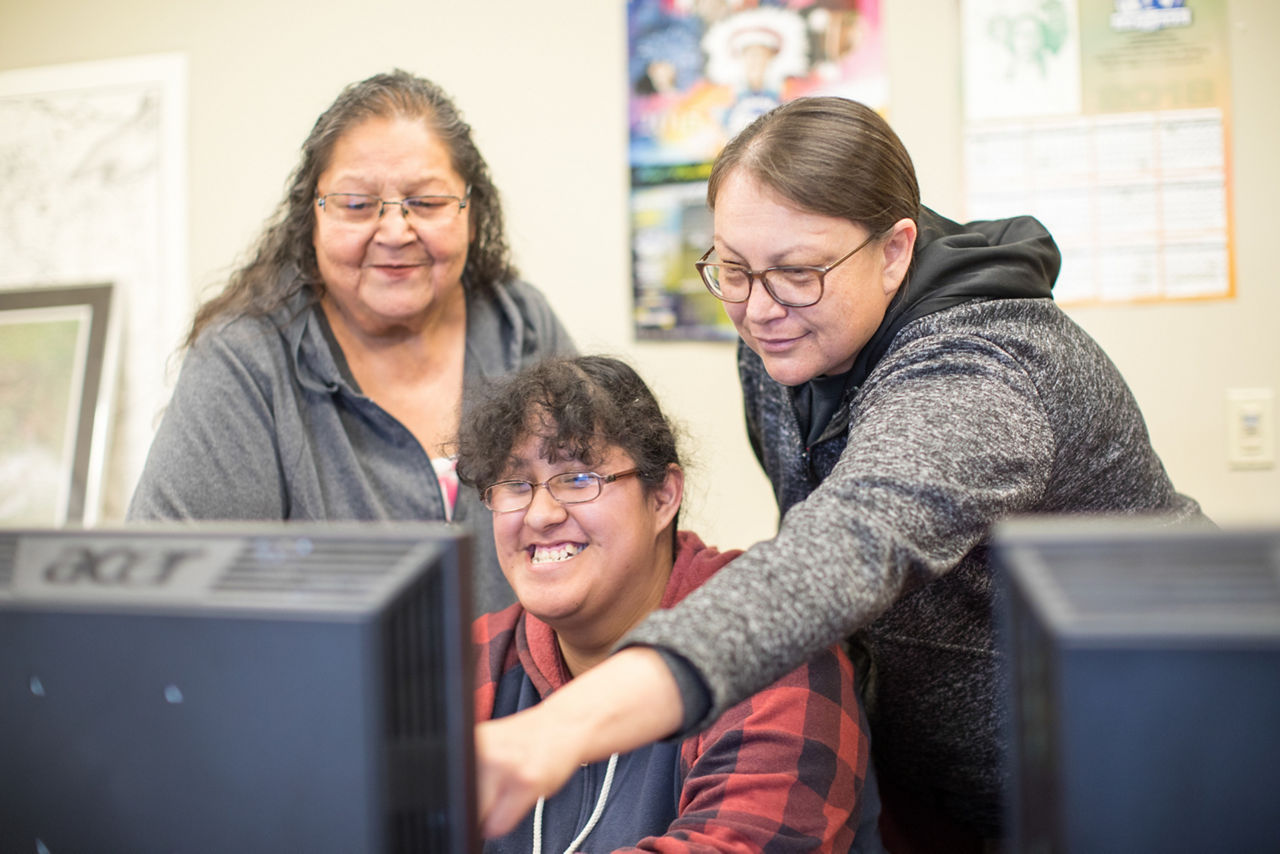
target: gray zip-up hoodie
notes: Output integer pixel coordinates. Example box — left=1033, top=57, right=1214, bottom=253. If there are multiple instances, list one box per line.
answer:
left=628, top=208, right=1205, bottom=835
left=128, top=278, right=575, bottom=615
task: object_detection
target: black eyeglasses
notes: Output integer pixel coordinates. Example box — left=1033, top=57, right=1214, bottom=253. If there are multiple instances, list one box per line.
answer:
left=482, top=469, right=641, bottom=513
left=316, top=186, right=471, bottom=227
left=695, top=230, right=880, bottom=308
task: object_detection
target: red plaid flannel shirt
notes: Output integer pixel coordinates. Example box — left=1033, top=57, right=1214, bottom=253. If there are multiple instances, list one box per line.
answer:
left=473, top=531, right=869, bottom=852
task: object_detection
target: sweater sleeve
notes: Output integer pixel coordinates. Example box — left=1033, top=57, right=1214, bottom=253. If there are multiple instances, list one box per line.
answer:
left=619, top=646, right=868, bottom=853
left=127, top=323, right=289, bottom=521
left=505, top=279, right=578, bottom=362
left=626, top=330, right=1056, bottom=727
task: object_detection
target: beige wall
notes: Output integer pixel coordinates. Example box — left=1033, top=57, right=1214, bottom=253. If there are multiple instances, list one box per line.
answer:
left=3, top=0, right=1276, bottom=547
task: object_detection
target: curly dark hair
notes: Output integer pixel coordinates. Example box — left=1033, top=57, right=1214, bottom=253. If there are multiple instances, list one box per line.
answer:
left=455, top=355, right=684, bottom=538
left=184, top=69, right=514, bottom=347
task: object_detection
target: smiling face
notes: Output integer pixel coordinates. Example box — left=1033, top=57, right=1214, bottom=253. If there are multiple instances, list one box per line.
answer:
left=712, top=169, right=915, bottom=387
left=491, top=434, right=681, bottom=657
left=312, top=114, right=473, bottom=338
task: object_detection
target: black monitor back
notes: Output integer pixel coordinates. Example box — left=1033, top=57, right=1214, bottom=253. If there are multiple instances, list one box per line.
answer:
left=0, top=523, right=479, bottom=854
left=994, top=519, right=1280, bottom=854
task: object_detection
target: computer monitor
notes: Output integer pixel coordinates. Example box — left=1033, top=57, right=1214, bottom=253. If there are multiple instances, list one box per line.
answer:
left=0, top=522, right=479, bottom=854
left=993, top=518, right=1280, bottom=854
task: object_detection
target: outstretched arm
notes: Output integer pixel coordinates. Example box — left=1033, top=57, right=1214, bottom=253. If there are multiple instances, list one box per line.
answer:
left=475, top=647, right=683, bottom=838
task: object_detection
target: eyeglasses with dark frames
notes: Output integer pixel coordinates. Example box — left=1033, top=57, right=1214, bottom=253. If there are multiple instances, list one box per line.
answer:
left=316, top=186, right=471, bottom=227
left=695, top=230, right=881, bottom=308
left=482, top=468, right=642, bottom=514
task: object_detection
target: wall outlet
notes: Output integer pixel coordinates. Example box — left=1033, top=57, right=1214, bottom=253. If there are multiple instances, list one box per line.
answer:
left=1226, top=388, right=1275, bottom=470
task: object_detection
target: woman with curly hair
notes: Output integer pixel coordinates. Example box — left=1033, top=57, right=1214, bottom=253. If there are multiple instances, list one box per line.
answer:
left=128, top=70, right=574, bottom=613
left=459, top=355, right=873, bottom=852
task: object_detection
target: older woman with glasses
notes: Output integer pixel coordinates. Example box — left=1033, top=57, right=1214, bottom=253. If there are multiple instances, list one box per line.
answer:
left=459, top=355, right=873, bottom=853
left=474, top=97, right=1206, bottom=851
left=127, top=70, right=574, bottom=614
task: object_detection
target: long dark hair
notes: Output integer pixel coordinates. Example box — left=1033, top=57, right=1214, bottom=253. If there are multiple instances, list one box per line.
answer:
left=185, top=69, right=513, bottom=347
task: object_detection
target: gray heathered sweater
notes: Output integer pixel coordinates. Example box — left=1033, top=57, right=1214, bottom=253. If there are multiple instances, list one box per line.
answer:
left=127, top=278, right=575, bottom=615
left=627, top=209, right=1205, bottom=835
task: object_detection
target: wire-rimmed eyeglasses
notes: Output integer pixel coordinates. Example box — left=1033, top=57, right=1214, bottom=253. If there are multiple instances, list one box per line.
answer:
left=316, top=186, right=471, bottom=227
left=482, top=469, right=641, bottom=514
left=695, top=230, right=880, bottom=308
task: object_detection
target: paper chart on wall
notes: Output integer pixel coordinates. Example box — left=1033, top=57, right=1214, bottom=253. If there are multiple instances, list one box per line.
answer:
left=960, top=0, right=1233, bottom=305
left=0, top=54, right=189, bottom=520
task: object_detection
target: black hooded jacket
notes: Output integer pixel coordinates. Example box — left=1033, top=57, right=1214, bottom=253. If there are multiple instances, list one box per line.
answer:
left=628, top=208, right=1203, bottom=837
left=854, top=207, right=1060, bottom=386
left=793, top=207, right=1062, bottom=457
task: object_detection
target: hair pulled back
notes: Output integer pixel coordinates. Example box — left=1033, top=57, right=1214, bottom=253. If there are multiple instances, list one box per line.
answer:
left=706, top=96, right=920, bottom=237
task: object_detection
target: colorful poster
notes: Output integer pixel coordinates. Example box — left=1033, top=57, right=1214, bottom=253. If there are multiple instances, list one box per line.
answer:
left=629, top=0, right=888, bottom=340
left=961, top=0, right=1233, bottom=305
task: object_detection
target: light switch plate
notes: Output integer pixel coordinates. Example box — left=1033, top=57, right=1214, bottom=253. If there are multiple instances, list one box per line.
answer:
left=1227, top=388, right=1275, bottom=470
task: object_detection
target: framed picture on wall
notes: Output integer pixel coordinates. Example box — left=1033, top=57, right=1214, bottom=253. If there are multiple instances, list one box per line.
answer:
left=0, top=283, right=116, bottom=527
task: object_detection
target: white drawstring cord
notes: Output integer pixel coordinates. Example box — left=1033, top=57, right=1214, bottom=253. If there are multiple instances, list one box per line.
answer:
left=531, top=752, right=619, bottom=854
